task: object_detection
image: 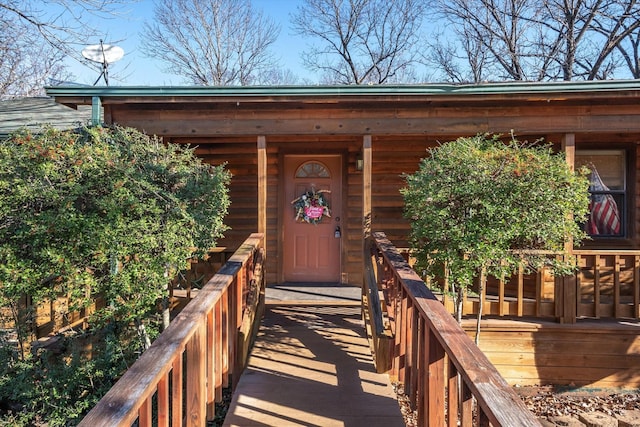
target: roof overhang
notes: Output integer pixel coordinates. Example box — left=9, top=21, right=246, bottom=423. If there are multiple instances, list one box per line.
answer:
left=44, top=80, right=640, bottom=137
left=45, top=80, right=640, bottom=107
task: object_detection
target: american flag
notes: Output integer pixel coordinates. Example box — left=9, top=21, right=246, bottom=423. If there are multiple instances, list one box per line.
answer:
left=587, top=167, right=621, bottom=235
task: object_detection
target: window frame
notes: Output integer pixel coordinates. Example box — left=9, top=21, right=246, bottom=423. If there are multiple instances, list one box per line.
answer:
left=575, top=146, right=634, bottom=245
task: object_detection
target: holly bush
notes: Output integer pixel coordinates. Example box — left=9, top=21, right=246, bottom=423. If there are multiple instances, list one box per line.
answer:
left=0, top=125, right=230, bottom=424
left=402, top=134, right=590, bottom=320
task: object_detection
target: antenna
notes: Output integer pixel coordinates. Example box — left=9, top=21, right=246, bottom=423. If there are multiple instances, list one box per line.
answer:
left=82, top=40, right=124, bottom=86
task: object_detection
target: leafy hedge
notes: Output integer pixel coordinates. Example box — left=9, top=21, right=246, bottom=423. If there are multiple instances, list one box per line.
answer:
left=0, top=125, right=230, bottom=425
left=402, top=134, right=590, bottom=321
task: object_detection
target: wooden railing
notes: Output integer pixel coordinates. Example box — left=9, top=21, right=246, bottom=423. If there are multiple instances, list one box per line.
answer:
left=365, top=232, right=541, bottom=426
left=407, top=249, right=640, bottom=324
left=573, top=250, right=640, bottom=320
left=78, top=233, right=265, bottom=427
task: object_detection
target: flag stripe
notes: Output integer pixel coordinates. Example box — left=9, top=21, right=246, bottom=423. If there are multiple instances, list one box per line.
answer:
left=587, top=167, right=621, bottom=235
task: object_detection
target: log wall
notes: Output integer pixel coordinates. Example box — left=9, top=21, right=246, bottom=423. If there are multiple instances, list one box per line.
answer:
left=106, top=99, right=640, bottom=286
left=464, top=318, right=640, bottom=389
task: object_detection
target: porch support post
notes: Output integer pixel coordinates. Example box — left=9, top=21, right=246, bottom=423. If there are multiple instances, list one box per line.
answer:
left=363, top=135, right=372, bottom=240
left=257, top=136, right=267, bottom=253
left=562, top=133, right=575, bottom=171
left=559, top=133, right=577, bottom=323
left=91, top=96, right=101, bottom=126
left=562, top=133, right=576, bottom=252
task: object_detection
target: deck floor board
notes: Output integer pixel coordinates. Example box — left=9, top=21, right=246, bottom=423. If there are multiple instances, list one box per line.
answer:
left=222, top=284, right=405, bottom=427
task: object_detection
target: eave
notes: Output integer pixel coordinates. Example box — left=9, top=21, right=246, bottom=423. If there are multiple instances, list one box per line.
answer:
left=45, top=80, right=640, bottom=108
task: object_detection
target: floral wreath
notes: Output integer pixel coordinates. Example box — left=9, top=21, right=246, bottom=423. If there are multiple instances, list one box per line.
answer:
left=291, top=188, right=331, bottom=224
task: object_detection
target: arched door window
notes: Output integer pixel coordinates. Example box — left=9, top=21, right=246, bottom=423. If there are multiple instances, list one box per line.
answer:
left=295, top=161, right=331, bottom=178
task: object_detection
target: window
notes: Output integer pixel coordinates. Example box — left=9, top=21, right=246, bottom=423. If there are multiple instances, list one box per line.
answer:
left=295, top=161, right=330, bottom=178
left=575, top=150, right=626, bottom=238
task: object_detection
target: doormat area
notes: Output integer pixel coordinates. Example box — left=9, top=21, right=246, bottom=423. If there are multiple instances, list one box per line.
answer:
left=265, top=282, right=361, bottom=305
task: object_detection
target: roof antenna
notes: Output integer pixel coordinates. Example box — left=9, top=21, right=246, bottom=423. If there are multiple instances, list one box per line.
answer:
left=81, top=40, right=124, bottom=86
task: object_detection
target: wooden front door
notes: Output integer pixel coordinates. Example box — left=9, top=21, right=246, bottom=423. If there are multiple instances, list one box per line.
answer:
left=283, top=155, right=342, bottom=282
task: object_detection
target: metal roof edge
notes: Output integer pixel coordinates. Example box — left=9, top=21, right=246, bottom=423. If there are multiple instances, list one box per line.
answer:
left=45, top=79, right=640, bottom=98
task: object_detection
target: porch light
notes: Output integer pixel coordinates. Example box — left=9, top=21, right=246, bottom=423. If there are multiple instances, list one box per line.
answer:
left=356, top=150, right=364, bottom=171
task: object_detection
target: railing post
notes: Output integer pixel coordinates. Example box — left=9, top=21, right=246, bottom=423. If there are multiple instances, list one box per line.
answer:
left=563, top=275, right=578, bottom=324
left=206, top=309, right=215, bottom=419
left=172, top=357, right=183, bottom=425
left=417, top=316, right=426, bottom=426
left=157, top=373, right=170, bottom=427
left=186, top=322, right=207, bottom=426
left=408, top=302, right=419, bottom=407
left=447, top=359, right=459, bottom=427
left=428, top=329, right=445, bottom=426
left=635, top=255, right=640, bottom=319
left=222, top=289, right=230, bottom=388
left=215, top=298, right=223, bottom=402
left=232, top=273, right=242, bottom=388
left=398, top=286, right=407, bottom=385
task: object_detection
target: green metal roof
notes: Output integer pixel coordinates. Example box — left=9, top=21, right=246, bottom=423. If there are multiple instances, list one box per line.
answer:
left=45, top=79, right=640, bottom=99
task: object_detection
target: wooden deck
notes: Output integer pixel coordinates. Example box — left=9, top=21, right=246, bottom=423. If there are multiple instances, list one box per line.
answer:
left=222, top=284, right=405, bottom=427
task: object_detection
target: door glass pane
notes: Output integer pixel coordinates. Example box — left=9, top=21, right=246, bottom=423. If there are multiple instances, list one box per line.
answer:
left=295, top=161, right=330, bottom=178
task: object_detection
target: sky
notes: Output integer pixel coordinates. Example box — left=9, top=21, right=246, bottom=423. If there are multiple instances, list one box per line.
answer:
left=65, top=0, right=308, bottom=86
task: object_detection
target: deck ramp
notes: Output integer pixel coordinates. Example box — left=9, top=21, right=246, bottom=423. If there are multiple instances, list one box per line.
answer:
left=222, top=283, right=405, bottom=427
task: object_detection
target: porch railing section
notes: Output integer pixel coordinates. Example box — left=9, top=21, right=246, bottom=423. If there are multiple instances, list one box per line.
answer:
left=78, top=233, right=265, bottom=427
left=406, top=249, right=640, bottom=324
left=365, top=232, right=541, bottom=426
left=573, top=250, right=640, bottom=320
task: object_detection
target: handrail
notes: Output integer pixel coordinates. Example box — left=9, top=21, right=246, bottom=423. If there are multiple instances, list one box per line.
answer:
left=362, top=247, right=393, bottom=373
left=79, top=233, right=265, bottom=427
left=368, top=232, right=541, bottom=426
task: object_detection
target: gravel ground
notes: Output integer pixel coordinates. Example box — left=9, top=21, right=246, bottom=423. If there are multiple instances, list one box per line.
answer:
left=517, top=386, right=640, bottom=418
left=393, top=384, right=640, bottom=426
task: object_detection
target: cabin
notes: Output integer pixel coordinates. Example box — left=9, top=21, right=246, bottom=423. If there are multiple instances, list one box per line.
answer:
left=44, top=81, right=640, bottom=409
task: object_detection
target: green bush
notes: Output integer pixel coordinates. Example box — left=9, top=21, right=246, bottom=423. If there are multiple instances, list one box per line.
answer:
left=402, top=134, right=590, bottom=322
left=0, top=125, right=231, bottom=424
left=0, top=328, right=134, bottom=426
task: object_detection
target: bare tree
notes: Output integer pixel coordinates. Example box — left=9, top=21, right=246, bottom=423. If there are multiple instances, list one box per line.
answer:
left=616, top=25, right=640, bottom=78
left=427, top=23, right=494, bottom=83
left=141, top=0, right=280, bottom=86
left=0, top=1, right=134, bottom=62
left=0, top=16, right=71, bottom=98
left=0, top=1, right=135, bottom=97
left=534, top=0, right=640, bottom=80
left=430, top=0, right=640, bottom=82
left=589, top=0, right=640, bottom=79
left=429, top=0, right=548, bottom=82
left=291, top=0, right=426, bottom=84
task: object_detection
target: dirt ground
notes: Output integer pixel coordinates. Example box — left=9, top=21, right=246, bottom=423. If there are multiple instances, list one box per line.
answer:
left=515, top=385, right=640, bottom=418
left=393, top=384, right=640, bottom=427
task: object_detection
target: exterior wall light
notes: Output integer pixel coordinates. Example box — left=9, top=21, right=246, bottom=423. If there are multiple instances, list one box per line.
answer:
left=356, top=151, right=364, bottom=171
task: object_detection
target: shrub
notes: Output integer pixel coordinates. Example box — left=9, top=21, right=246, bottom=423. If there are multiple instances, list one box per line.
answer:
left=402, top=134, right=590, bottom=326
left=0, top=125, right=231, bottom=423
